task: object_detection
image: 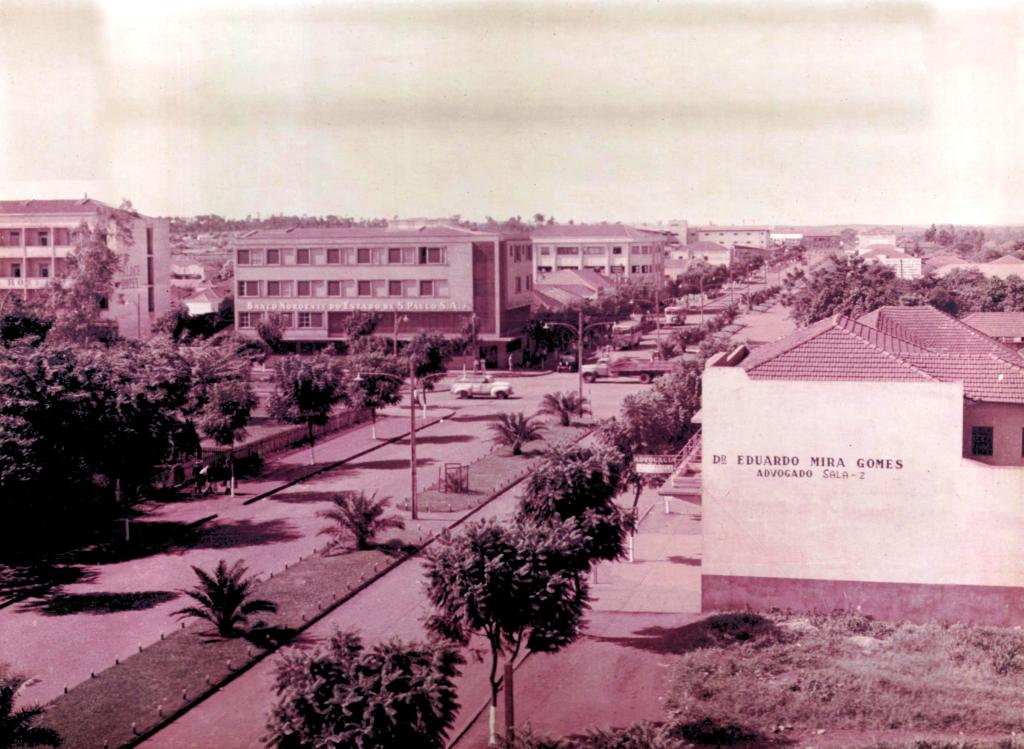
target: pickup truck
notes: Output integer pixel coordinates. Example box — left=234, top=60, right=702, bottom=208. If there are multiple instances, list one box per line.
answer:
left=581, top=356, right=676, bottom=384
left=450, top=375, right=513, bottom=399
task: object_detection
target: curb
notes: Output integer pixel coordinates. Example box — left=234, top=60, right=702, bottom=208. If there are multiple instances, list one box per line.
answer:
left=241, top=409, right=456, bottom=506
left=125, top=425, right=596, bottom=749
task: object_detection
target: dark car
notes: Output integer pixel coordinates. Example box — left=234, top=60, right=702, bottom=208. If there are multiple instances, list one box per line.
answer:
left=556, top=354, right=578, bottom=372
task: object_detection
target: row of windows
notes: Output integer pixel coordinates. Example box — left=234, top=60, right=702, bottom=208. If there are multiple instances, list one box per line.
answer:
left=239, top=311, right=324, bottom=329
left=512, top=275, right=532, bottom=293
left=237, top=246, right=446, bottom=267
left=0, top=228, right=75, bottom=247
left=237, top=278, right=449, bottom=298
left=509, top=243, right=533, bottom=262
left=537, top=245, right=659, bottom=256
left=536, top=264, right=654, bottom=275
left=1, top=262, right=50, bottom=278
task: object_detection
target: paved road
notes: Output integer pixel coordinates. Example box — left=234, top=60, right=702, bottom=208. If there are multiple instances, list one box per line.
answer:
left=136, top=376, right=648, bottom=749
left=0, top=372, right=638, bottom=708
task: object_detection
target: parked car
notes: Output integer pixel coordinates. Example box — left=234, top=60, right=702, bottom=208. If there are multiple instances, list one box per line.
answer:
left=556, top=354, right=578, bottom=372
left=450, top=375, right=513, bottom=399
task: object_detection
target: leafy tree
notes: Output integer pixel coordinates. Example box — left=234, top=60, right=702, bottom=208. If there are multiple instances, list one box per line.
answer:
left=343, top=349, right=406, bottom=439
left=517, top=443, right=632, bottom=569
left=0, top=296, right=51, bottom=347
left=48, top=215, right=130, bottom=342
left=0, top=677, right=61, bottom=747
left=174, top=559, right=277, bottom=638
left=317, top=491, right=405, bottom=551
left=256, top=318, right=286, bottom=354
left=489, top=412, right=546, bottom=455
left=537, top=391, right=590, bottom=426
left=265, top=631, right=462, bottom=749
left=406, top=331, right=454, bottom=389
left=198, top=378, right=257, bottom=496
left=424, top=519, right=590, bottom=745
left=152, top=303, right=191, bottom=342
left=782, top=255, right=900, bottom=325
left=268, top=353, right=345, bottom=463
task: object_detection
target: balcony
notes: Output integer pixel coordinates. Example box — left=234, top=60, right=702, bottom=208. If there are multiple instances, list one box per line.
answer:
left=0, top=277, right=49, bottom=290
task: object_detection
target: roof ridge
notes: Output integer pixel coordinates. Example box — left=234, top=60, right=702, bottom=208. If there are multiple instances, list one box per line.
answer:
left=742, top=315, right=844, bottom=370
left=833, top=319, right=936, bottom=380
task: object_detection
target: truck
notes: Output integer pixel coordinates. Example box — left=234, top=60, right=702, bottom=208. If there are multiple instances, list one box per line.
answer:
left=449, top=375, right=513, bottom=399
left=581, top=355, right=676, bottom=384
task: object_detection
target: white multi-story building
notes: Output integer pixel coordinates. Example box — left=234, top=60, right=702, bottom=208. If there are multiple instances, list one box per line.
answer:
left=0, top=198, right=171, bottom=337
left=687, top=225, right=770, bottom=250
left=531, top=224, right=666, bottom=283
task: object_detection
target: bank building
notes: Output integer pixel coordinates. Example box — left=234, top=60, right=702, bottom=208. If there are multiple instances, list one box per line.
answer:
left=672, top=305, right=1024, bottom=625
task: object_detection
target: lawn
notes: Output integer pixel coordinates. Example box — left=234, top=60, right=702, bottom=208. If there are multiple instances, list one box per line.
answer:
left=663, top=611, right=1024, bottom=748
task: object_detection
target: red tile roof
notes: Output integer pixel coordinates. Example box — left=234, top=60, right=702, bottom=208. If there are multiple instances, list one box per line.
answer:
left=531, top=223, right=666, bottom=241
left=0, top=198, right=118, bottom=215
left=237, top=224, right=498, bottom=241
left=962, top=312, right=1024, bottom=340
left=987, top=255, right=1024, bottom=265
left=740, top=305, right=1024, bottom=404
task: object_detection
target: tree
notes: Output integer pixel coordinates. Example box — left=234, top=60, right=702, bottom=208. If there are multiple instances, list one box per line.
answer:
left=537, top=391, right=590, bottom=426
left=265, top=631, right=462, bottom=749
left=782, top=255, right=900, bottom=325
left=424, top=519, right=590, bottom=745
left=256, top=318, right=286, bottom=354
left=48, top=214, right=130, bottom=342
left=198, top=379, right=257, bottom=496
left=317, top=491, right=405, bottom=551
left=517, top=443, right=632, bottom=568
left=152, top=303, right=191, bottom=342
left=174, top=559, right=277, bottom=638
left=268, top=353, right=345, bottom=463
left=0, top=677, right=61, bottom=748
left=0, top=296, right=51, bottom=347
left=406, top=331, right=454, bottom=391
left=488, top=412, right=546, bottom=455
left=343, top=349, right=406, bottom=439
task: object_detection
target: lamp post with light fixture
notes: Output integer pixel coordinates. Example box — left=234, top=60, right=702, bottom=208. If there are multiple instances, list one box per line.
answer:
left=544, top=308, right=614, bottom=403
left=353, top=363, right=447, bottom=520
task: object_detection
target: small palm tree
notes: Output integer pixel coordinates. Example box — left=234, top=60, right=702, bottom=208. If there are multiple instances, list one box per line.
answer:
left=537, top=391, right=591, bottom=426
left=489, top=412, right=546, bottom=455
left=174, top=559, right=277, bottom=638
left=655, top=338, right=678, bottom=361
left=318, top=491, right=405, bottom=551
left=0, top=678, right=61, bottom=748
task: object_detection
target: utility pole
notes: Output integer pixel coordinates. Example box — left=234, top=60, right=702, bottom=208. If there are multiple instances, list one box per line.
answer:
left=577, top=306, right=584, bottom=403
left=409, top=357, right=418, bottom=521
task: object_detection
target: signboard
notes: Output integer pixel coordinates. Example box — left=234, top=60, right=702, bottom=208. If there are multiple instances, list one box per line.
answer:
left=634, top=455, right=678, bottom=474
left=245, top=300, right=472, bottom=313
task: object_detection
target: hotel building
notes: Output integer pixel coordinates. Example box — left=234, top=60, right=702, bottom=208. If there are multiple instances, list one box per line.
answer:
left=232, top=225, right=534, bottom=365
left=0, top=199, right=171, bottom=337
left=690, top=305, right=1024, bottom=625
left=531, top=224, right=666, bottom=283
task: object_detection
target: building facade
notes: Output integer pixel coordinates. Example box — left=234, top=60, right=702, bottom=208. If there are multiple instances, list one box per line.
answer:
left=687, top=226, right=770, bottom=250
left=861, top=247, right=922, bottom=280
left=233, top=225, right=534, bottom=365
left=531, top=224, right=666, bottom=283
left=698, top=306, right=1024, bottom=625
left=0, top=198, right=171, bottom=338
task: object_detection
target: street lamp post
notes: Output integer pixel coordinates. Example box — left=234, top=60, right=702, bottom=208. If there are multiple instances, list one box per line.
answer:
left=544, top=309, right=613, bottom=403
left=392, top=313, right=409, bottom=355
left=354, top=365, right=446, bottom=521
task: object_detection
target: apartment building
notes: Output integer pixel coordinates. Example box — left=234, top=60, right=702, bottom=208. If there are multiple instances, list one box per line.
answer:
left=233, top=224, right=534, bottom=366
left=0, top=198, right=171, bottom=337
left=531, top=224, right=666, bottom=283
left=696, top=305, right=1024, bottom=625
left=687, top=225, right=770, bottom=250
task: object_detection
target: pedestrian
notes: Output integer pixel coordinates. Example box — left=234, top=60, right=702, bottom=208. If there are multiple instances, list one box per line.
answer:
left=197, top=463, right=210, bottom=496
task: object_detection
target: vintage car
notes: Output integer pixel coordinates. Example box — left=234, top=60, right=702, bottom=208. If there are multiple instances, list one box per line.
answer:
left=449, top=374, right=513, bottom=399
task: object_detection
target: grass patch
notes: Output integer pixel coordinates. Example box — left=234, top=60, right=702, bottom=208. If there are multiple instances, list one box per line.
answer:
left=664, top=611, right=1024, bottom=745
left=39, top=549, right=390, bottom=749
left=400, top=420, right=593, bottom=513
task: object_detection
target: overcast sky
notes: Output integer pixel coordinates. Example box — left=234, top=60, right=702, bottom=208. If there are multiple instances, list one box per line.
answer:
left=1, top=0, right=1022, bottom=225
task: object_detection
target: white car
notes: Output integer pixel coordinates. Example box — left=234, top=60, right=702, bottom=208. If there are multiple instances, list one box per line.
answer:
left=450, top=375, right=513, bottom=399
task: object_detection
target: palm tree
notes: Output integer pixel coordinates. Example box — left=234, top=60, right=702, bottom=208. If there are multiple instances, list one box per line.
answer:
left=174, top=560, right=277, bottom=638
left=537, top=391, right=591, bottom=427
left=654, top=337, right=678, bottom=361
left=317, top=491, right=405, bottom=551
left=488, top=412, right=546, bottom=455
left=0, top=678, right=61, bottom=748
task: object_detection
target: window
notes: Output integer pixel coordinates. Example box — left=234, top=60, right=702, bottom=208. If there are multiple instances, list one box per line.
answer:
left=526, top=276, right=532, bottom=289
left=239, top=312, right=260, bottom=328
left=971, top=426, right=994, bottom=456
left=357, top=248, right=372, bottom=264
left=11, top=263, right=20, bottom=278
left=148, top=286, right=155, bottom=313
left=237, top=249, right=251, bottom=265
left=389, top=280, right=403, bottom=296
left=388, top=248, right=403, bottom=264
left=296, top=248, right=311, bottom=265
left=418, top=247, right=442, bottom=264
left=237, top=280, right=259, bottom=297
left=539, top=246, right=552, bottom=256
left=146, top=227, right=153, bottom=255
left=267, top=281, right=281, bottom=296
left=271, top=312, right=292, bottom=328
left=298, top=312, right=324, bottom=328
left=583, top=246, right=604, bottom=255
left=40, top=265, right=49, bottom=278
left=327, top=280, right=341, bottom=296
left=515, top=277, right=522, bottom=293
left=327, top=248, right=341, bottom=264
left=266, top=248, right=281, bottom=265
left=250, top=249, right=264, bottom=265
left=358, top=280, right=372, bottom=296
left=526, top=246, right=533, bottom=260
left=556, top=247, right=580, bottom=255
left=631, top=265, right=639, bottom=273
left=98, top=295, right=108, bottom=310
left=612, top=246, right=623, bottom=255
left=297, top=281, right=312, bottom=297
left=37, top=231, right=49, bottom=247
left=419, top=280, right=434, bottom=296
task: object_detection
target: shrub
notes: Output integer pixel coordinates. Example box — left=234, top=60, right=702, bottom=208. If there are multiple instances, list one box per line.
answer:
left=489, top=412, right=546, bottom=455
left=174, top=559, right=277, bottom=637
left=317, top=491, right=405, bottom=551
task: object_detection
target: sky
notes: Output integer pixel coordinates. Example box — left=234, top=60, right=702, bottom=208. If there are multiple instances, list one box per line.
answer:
left=0, top=0, right=1022, bottom=226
